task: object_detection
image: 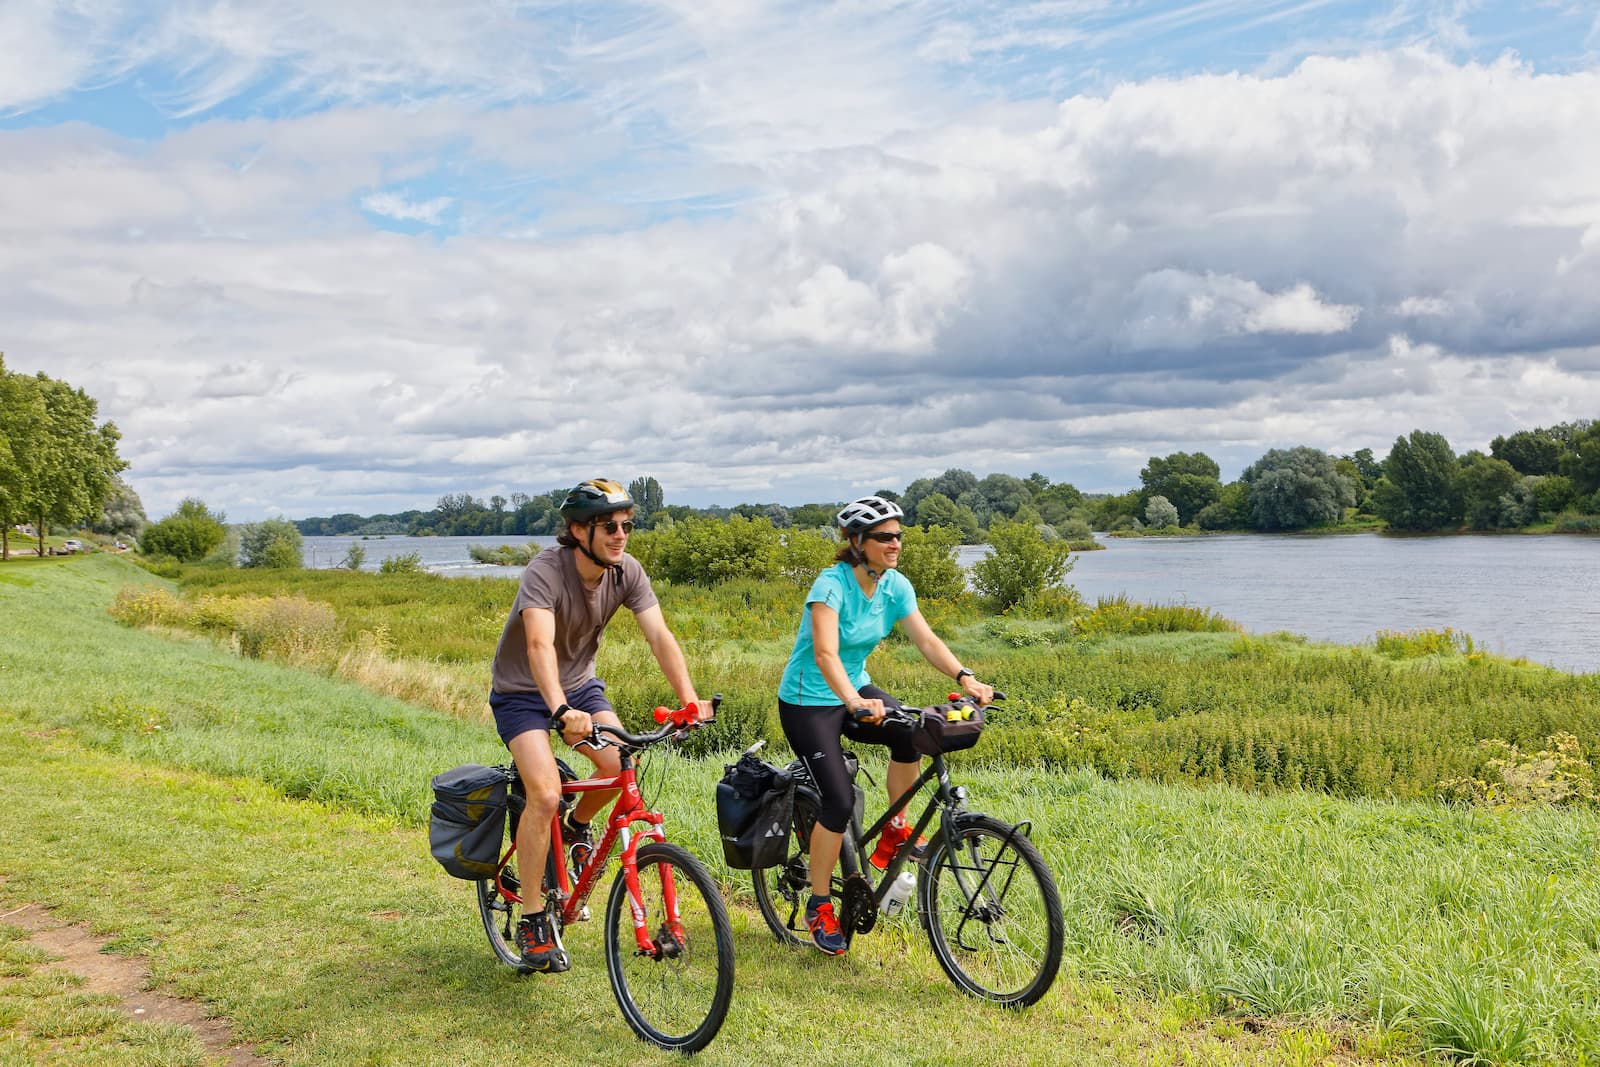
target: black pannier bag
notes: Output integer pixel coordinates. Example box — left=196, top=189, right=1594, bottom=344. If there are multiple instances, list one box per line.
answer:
left=716, top=752, right=794, bottom=870
left=910, top=701, right=986, bottom=756
left=429, top=763, right=510, bottom=879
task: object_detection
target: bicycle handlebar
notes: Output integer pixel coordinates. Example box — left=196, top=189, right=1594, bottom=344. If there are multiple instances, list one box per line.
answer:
left=849, top=690, right=1006, bottom=728
left=554, top=694, right=722, bottom=751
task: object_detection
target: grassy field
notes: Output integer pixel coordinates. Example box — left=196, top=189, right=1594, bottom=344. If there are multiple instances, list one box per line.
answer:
left=4, top=555, right=1600, bottom=1064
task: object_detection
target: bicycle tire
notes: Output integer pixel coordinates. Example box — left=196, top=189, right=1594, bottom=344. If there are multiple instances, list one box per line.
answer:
left=604, top=842, right=735, bottom=1054
left=477, top=862, right=535, bottom=975
left=918, top=814, right=1063, bottom=1008
left=751, top=788, right=822, bottom=946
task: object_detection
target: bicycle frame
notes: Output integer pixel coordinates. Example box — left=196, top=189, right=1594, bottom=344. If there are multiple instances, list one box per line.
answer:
left=847, top=747, right=1033, bottom=919
left=491, top=749, right=681, bottom=958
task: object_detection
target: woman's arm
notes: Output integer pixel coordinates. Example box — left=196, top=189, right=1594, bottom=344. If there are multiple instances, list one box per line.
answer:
left=809, top=604, right=885, bottom=720
left=900, top=609, right=994, bottom=705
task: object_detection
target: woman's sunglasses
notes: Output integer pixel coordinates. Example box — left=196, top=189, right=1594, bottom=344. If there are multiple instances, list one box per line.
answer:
left=862, top=530, right=903, bottom=543
left=591, top=519, right=636, bottom=534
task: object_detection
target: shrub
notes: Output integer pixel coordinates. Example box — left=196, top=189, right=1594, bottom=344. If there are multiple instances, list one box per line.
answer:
left=140, top=498, right=226, bottom=561
left=629, top=515, right=833, bottom=586
left=1372, top=628, right=1473, bottom=659
left=1144, top=496, right=1179, bottom=529
left=379, top=551, right=425, bottom=575
left=895, top=524, right=965, bottom=600
left=970, top=517, right=1074, bottom=611
left=468, top=543, right=534, bottom=566
left=239, top=518, right=304, bottom=569
left=339, top=543, right=366, bottom=570
left=1438, top=733, right=1597, bottom=808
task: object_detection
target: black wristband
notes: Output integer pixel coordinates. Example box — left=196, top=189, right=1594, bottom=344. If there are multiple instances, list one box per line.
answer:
left=551, top=703, right=571, bottom=727
left=954, top=668, right=974, bottom=683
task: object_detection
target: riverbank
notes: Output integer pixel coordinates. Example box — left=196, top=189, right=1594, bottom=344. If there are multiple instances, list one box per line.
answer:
left=9, top=555, right=1600, bottom=1064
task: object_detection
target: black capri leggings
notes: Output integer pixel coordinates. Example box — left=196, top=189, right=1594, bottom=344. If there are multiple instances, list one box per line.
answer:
left=778, top=685, right=921, bottom=835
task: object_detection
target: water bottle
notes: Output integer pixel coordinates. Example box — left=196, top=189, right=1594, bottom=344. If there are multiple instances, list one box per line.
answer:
left=880, top=870, right=915, bottom=917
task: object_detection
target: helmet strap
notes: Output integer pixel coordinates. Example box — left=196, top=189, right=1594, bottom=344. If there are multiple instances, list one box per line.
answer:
left=577, top=522, right=623, bottom=582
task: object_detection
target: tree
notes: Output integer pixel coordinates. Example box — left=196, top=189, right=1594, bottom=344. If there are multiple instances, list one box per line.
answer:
left=239, top=518, right=304, bottom=568
left=914, top=493, right=982, bottom=542
left=91, top=476, right=147, bottom=538
left=0, top=356, right=47, bottom=560
left=1239, top=447, right=1353, bottom=530
left=1372, top=430, right=1460, bottom=531
left=1034, top=482, right=1084, bottom=526
left=975, top=473, right=1032, bottom=520
left=1457, top=455, right=1521, bottom=530
left=1491, top=429, right=1562, bottom=476
left=1561, top=422, right=1600, bottom=497
left=1145, top=495, right=1179, bottom=529
left=141, top=499, right=227, bottom=561
left=1140, top=452, right=1222, bottom=524
left=1194, top=481, right=1250, bottom=530
left=628, top=476, right=665, bottom=527
left=970, top=517, right=1074, bottom=611
left=5, top=372, right=127, bottom=556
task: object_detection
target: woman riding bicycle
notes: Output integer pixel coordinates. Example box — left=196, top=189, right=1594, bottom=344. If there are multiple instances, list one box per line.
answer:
left=777, top=495, right=993, bottom=955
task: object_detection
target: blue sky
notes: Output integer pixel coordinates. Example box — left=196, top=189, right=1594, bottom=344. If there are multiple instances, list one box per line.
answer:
left=3, top=1, right=1598, bottom=519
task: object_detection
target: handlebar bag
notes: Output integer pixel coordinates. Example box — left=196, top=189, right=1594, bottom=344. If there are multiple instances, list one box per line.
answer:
left=429, top=763, right=510, bottom=879
left=912, top=703, right=986, bottom=756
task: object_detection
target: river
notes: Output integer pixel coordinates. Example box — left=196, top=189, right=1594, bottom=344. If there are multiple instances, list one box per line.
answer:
left=301, top=532, right=1600, bottom=673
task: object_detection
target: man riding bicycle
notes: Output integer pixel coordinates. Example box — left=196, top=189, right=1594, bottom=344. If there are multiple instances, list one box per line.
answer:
left=488, top=478, right=712, bottom=972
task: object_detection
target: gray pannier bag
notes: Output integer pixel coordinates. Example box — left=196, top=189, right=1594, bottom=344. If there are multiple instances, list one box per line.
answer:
left=429, top=763, right=510, bottom=879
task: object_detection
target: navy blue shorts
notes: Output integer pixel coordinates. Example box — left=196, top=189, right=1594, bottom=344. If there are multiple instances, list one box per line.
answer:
left=489, top=678, right=614, bottom=746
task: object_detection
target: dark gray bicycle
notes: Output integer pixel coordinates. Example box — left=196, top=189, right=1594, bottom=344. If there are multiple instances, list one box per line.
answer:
left=751, top=692, right=1064, bottom=1008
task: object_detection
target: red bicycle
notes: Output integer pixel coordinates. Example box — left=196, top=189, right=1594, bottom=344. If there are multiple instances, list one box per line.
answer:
left=476, top=700, right=734, bottom=1054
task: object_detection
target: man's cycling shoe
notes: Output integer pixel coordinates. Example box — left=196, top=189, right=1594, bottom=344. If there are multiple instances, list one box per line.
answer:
left=805, top=898, right=848, bottom=956
left=870, top=817, right=927, bottom=870
left=516, top=912, right=571, bottom=973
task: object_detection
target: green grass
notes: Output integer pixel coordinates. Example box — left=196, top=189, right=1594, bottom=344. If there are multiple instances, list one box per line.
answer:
left=7, top=556, right=1600, bottom=1062
left=142, top=560, right=1600, bottom=805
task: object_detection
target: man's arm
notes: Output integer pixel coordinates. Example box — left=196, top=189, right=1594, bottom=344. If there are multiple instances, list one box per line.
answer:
left=633, top=604, right=707, bottom=716
left=522, top=606, right=591, bottom=741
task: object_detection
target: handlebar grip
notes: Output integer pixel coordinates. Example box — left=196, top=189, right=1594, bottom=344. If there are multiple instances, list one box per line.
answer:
left=847, top=706, right=874, bottom=724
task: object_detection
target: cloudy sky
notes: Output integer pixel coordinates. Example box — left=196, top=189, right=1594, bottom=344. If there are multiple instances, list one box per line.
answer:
left=4, top=1, right=1599, bottom=521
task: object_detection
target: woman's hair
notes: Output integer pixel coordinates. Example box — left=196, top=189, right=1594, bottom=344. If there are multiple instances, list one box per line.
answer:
left=834, top=536, right=861, bottom=565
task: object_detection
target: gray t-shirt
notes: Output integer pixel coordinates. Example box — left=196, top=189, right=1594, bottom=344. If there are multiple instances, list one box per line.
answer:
left=489, top=545, right=659, bottom=695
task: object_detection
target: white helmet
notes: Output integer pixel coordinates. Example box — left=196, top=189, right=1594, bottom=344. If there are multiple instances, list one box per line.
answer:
left=836, top=496, right=904, bottom=534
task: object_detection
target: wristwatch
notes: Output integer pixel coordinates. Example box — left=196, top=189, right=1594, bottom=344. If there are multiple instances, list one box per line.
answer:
left=551, top=703, right=572, bottom=727
left=954, top=668, right=974, bottom=683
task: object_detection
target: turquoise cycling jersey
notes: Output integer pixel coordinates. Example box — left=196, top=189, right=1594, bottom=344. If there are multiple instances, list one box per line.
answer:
left=778, top=562, right=917, bottom=705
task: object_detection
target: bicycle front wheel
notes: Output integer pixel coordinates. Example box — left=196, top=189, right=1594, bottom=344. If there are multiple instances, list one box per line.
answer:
left=477, top=861, right=534, bottom=975
left=919, top=815, right=1063, bottom=1008
left=604, top=842, right=735, bottom=1054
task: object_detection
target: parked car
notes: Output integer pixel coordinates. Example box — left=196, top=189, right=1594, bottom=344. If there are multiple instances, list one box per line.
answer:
left=60, top=539, right=83, bottom=554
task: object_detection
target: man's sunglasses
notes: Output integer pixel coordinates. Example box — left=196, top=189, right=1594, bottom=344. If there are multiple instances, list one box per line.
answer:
left=862, top=530, right=903, bottom=543
left=591, top=519, right=636, bottom=535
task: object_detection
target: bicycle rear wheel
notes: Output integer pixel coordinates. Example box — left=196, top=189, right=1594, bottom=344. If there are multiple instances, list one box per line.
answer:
left=604, top=842, right=734, bottom=1053
left=919, top=814, right=1063, bottom=1008
left=477, top=861, right=535, bottom=975
left=751, top=789, right=823, bottom=946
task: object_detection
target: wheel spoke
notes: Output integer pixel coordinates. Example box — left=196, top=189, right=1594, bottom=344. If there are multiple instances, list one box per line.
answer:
left=921, top=816, right=1063, bottom=1007
left=605, top=842, right=734, bottom=1053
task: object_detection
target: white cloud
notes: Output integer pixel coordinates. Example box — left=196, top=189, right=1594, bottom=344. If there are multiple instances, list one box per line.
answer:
left=360, top=192, right=454, bottom=224
left=4, top=37, right=1600, bottom=517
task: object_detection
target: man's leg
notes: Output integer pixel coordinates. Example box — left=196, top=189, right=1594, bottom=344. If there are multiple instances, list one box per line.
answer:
left=569, top=709, right=623, bottom=825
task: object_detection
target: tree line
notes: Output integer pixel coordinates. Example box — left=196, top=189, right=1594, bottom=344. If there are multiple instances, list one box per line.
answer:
left=0, top=354, right=133, bottom=560
left=284, top=417, right=1600, bottom=547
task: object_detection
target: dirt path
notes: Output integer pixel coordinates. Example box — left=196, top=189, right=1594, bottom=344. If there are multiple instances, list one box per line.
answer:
left=2, top=902, right=272, bottom=1066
